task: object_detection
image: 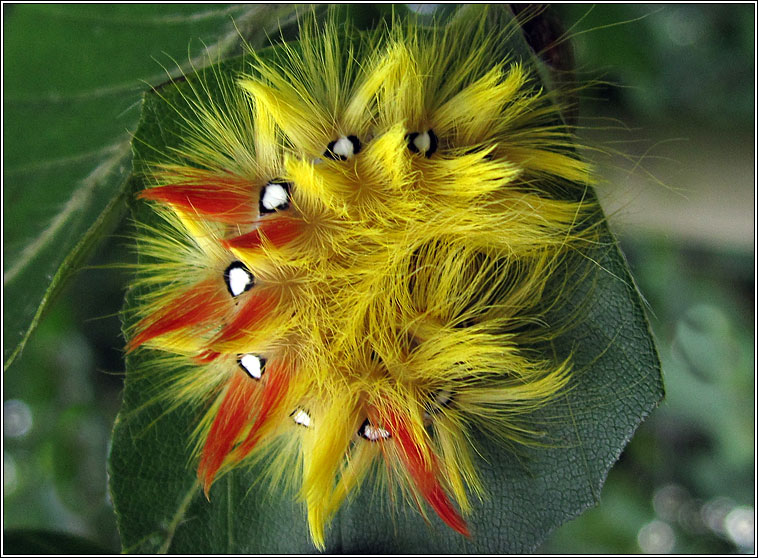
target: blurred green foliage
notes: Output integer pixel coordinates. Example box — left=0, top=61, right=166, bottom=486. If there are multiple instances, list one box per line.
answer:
left=553, top=4, right=754, bottom=128
left=3, top=4, right=754, bottom=554
left=538, top=4, right=755, bottom=554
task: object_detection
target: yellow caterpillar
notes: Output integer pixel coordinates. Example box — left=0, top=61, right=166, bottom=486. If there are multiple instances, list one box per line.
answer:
left=126, top=6, right=601, bottom=549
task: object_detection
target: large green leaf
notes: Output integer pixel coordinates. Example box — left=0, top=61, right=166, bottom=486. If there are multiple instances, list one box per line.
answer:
left=109, top=6, right=663, bottom=553
left=2, top=4, right=304, bottom=370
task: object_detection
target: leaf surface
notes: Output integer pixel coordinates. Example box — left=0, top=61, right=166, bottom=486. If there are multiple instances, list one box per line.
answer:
left=3, top=4, right=302, bottom=369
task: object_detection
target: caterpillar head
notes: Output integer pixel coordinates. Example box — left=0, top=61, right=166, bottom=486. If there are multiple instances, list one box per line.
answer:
left=126, top=6, right=601, bottom=549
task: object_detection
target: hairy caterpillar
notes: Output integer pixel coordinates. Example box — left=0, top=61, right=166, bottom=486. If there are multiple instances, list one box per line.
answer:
left=124, top=6, right=602, bottom=549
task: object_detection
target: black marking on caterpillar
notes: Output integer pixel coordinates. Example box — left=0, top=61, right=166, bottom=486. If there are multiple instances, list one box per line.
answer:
left=325, top=135, right=361, bottom=160
left=238, top=353, right=266, bottom=380
left=259, top=181, right=291, bottom=214
left=358, top=418, right=391, bottom=441
left=291, top=408, right=312, bottom=427
left=423, top=389, right=454, bottom=426
left=224, top=261, right=254, bottom=297
left=406, top=129, right=438, bottom=157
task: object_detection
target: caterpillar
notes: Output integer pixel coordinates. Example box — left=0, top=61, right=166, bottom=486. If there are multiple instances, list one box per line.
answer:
left=125, top=5, right=601, bottom=550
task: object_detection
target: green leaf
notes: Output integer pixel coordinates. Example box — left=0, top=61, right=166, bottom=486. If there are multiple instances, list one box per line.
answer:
left=2, top=4, right=304, bottom=370
left=3, top=529, right=115, bottom=555
left=109, top=6, right=663, bottom=553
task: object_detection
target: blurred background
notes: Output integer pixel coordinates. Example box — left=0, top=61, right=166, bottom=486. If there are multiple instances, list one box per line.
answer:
left=3, top=4, right=754, bottom=554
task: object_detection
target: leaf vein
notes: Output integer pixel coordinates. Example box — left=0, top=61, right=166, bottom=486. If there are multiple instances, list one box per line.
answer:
left=3, top=138, right=130, bottom=286
left=158, top=479, right=201, bottom=554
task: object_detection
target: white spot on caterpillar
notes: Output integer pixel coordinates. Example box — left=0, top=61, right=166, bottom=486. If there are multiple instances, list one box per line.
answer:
left=326, top=135, right=361, bottom=160
left=423, top=389, right=453, bottom=425
left=414, top=132, right=431, bottom=152
left=238, top=354, right=265, bottom=380
left=359, top=419, right=391, bottom=441
left=224, top=261, right=254, bottom=297
left=434, top=389, right=452, bottom=408
left=292, top=409, right=311, bottom=428
left=407, top=129, right=438, bottom=157
left=260, top=182, right=290, bottom=214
